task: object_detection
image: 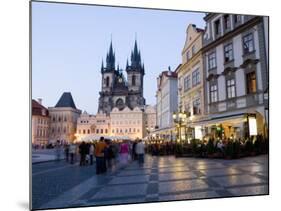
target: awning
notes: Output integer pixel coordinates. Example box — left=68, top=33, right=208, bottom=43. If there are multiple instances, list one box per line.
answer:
left=189, top=112, right=256, bottom=127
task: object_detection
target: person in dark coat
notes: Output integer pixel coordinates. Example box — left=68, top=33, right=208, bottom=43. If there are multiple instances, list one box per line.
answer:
left=79, top=141, right=87, bottom=166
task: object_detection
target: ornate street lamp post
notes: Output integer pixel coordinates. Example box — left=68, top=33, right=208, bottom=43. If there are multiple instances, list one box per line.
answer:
left=173, top=111, right=187, bottom=144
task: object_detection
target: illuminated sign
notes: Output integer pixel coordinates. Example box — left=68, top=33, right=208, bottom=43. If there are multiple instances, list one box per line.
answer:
left=195, top=126, right=202, bottom=139
left=248, top=117, right=257, bottom=136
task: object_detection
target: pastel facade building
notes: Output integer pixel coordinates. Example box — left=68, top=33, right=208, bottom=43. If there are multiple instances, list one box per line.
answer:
left=32, top=99, right=50, bottom=145
left=49, top=92, right=81, bottom=143
left=155, top=67, right=179, bottom=140
left=202, top=14, right=269, bottom=138
left=177, top=24, right=205, bottom=139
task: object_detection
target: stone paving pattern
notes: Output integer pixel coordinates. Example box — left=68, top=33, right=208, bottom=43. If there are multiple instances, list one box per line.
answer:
left=32, top=154, right=269, bottom=210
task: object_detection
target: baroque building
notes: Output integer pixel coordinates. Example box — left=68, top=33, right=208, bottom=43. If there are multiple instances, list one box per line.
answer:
left=177, top=24, right=205, bottom=140
left=98, top=40, right=146, bottom=115
left=202, top=14, right=269, bottom=139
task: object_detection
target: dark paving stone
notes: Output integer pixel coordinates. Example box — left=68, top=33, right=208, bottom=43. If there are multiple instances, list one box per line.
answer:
left=149, top=174, right=158, bottom=181
left=147, top=183, right=159, bottom=194
left=91, top=184, right=148, bottom=199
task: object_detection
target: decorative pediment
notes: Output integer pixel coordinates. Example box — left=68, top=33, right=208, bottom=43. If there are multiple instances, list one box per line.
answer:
left=221, top=67, right=238, bottom=76
left=240, top=59, right=259, bottom=69
left=206, top=73, right=220, bottom=81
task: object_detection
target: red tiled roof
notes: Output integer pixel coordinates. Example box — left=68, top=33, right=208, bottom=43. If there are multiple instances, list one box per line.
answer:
left=32, top=99, right=49, bottom=117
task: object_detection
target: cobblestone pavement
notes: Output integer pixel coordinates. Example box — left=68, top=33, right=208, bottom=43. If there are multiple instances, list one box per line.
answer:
left=32, top=154, right=269, bottom=210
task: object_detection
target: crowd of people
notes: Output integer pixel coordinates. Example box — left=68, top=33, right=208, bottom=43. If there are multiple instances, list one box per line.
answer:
left=57, top=137, right=145, bottom=175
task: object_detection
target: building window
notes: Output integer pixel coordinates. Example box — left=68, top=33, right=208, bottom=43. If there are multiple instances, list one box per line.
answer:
left=132, top=75, right=136, bottom=86
left=184, top=75, right=191, bottom=91
left=101, top=129, right=103, bottom=134
left=193, top=98, right=201, bottom=115
left=210, top=84, right=218, bottom=103
left=224, top=43, right=234, bottom=62
left=192, top=45, right=196, bottom=55
left=224, top=15, right=231, bottom=30
left=116, top=128, right=119, bottom=133
left=129, top=128, right=131, bottom=132
left=246, top=72, right=257, bottom=94
left=63, top=127, right=66, bottom=133
left=192, top=69, right=200, bottom=86
left=83, top=129, right=86, bottom=134
left=106, top=76, right=110, bottom=87
left=234, top=15, right=241, bottom=24
left=64, top=116, right=67, bottom=122
left=112, top=129, right=114, bottom=133
left=87, top=129, right=90, bottom=134
left=186, top=51, right=190, bottom=62
left=96, top=129, right=99, bottom=134
left=214, top=19, right=221, bottom=36
left=208, top=52, right=216, bottom=70
left=243, top=33, right=254, bottom=54
left=78, top=129, right=81, bottom=134
left=226, top=78, right=236, bottom=98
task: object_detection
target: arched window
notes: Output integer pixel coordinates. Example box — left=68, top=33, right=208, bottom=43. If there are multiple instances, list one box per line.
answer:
left=132, top=75, right=136, bottom=86
left=106, top=76, right=110, bottom=87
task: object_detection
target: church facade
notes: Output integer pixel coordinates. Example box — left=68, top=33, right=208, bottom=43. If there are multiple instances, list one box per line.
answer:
left=98, top=40, right=146, bottom=115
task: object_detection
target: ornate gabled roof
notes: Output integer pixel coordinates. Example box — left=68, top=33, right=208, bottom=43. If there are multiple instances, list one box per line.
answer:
left=55, top=92, right=77, bottom=109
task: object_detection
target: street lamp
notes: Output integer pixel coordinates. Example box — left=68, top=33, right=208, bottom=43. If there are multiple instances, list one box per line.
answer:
left=173, top=111, right=187, bottom=143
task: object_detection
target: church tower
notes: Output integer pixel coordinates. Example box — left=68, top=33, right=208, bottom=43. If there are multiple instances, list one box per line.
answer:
left=126, top=40, right=146, bottom=109
left=98, top=39, right=146, bottom=115
left=98, top=41, right=116, bottom=115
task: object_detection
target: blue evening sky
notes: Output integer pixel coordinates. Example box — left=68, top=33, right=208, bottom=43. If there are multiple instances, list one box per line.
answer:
left=32, top=1, right=205, bottom=114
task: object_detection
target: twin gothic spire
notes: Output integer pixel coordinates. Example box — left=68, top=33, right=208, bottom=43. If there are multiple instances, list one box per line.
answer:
left=101, top=39, right=145, bottom=74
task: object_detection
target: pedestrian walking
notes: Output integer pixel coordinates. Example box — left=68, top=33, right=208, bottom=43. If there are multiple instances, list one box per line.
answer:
left=64, top=144, right=70, bottom=162
left=69, top=143, right=76, bottom=164
left=55, top=140, right=62, bottom=161
left=136, top=139, right=145, bottom=166
left=119, top=140, right=129, bottom=166
left=95, top=137, right=107, bottom=174
left=132, top=141, right=137, bottom=160
left=89, top=143, right=95, bottom=165
left=79, top=141, right=87, bottom=166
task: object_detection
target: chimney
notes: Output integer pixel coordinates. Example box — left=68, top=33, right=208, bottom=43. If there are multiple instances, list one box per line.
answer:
left=37, top=98, right=42, bottom=105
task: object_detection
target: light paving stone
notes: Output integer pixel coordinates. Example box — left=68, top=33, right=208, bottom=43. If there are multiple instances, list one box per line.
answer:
left=238, top=165, right=269, bottom=173
left=92, top=184, right=148, bottom=199
left=159, top=191, right=219, bottom=201
left=228, top=185, right=269, bottom=196
left=109, top=175, right=149, bottom=184
left=159, top=179, right=209, bottom=194
left=158, top=166, right=191, bottom=173
left=211, top=175, right=267, bottom=187
left=200, top=168, right=242, bottom=177
left=158, top=171, right=197, bottom=181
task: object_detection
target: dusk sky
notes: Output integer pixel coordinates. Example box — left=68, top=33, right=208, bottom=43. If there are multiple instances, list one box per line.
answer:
left=32, top=1, right=205, bottom=114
